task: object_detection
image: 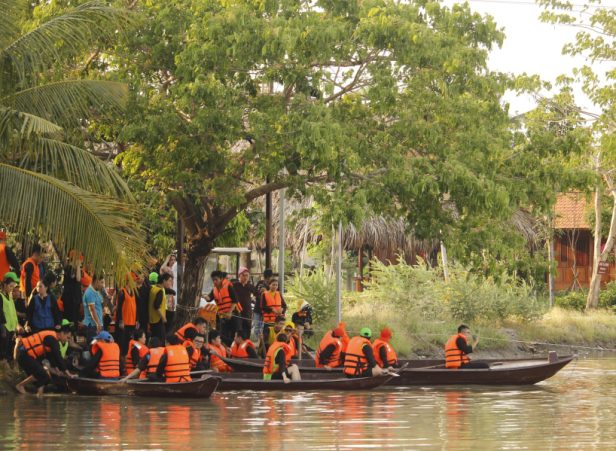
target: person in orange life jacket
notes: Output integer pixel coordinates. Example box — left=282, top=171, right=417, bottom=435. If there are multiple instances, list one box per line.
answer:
left=20, top=244, right=43, bottom=299
left=445, top=324, right=489, bottom=369
left=343, top=328, right=385, bottom=378
left=175, top=317, right=207, bottom=342
left=116, top=273, right=139, bottom=355
left=338, top=321, right=351, bottom=354
left=80, top=331, right=121, bottom=379
left=373, top=328, right=399, bottom=369
left=26, top=276, right=61, bottom=333
left=263, top=333, right=300, bottom=382
left=284, top=322, right=300, bottom=360
left=253, top=268, right=273, bottom=340
left=231, top=329, right=258, bottom=358
left=123, top=336, right=164, bottom=381
left=155, top=333, right=192, bottom=383
left=204, top=271, right=240, bottom=346
left=261, top=278, right=287, bottom=348
left=207, top=330, right=233, bottom=372
left=120, top=329, right=149, bottom=379
left=0, top=230, right=20, bottom=277
left=315, top=327, right=345, bottom=369
left=181, top=327, right=206, bottom=370
left=15, top=323, right=75, bottom=395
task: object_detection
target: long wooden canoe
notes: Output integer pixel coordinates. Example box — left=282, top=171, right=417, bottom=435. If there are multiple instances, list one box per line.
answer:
left=222, top=355, right=574, bottom=386
left=126, top=376, right=221, bottom=398
left=215, top=372, right=393, bottom=391
left=390, top=355, right=574, bottom=385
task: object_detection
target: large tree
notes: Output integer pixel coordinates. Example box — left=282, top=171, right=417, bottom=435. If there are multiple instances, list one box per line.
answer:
left=107, top=0, right=564, bottom=321
left=0, top=0, right=146, bottom=278
left=540, top=0, right=616, bottom=309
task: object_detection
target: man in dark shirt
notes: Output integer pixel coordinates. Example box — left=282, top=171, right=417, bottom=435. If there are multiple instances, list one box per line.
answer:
left=135, top=273, right=150, bottom=336
left=454, top=324, right=489, bottom=369
left=232, top=267, right=257, bottom=334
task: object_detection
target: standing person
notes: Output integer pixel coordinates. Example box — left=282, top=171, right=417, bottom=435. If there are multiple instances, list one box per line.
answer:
left=26, top=278, right=61, bottom=332
left=205, top=271, right=241, bottom=346
left=60, top=252, right=82, bottom=324
left=343, top=328, right=384, bottom=378
left=0, top=231, right=20, bottom=277
left=0, top=272, right=24, bottom=361
left=252, top=269, right=272, bottom=341
left=372, top=328, right=398, bottom=369
left=233, top=267, right=257, bottom=334
left=160, top=254, right=178, bottom=294
left=260, top=279, right=286, bottom=347
left=19, top=244, right=42, bottom=299
left=164, top=286, right=177, bottom=331
left=15, top=325, right=75, bottom=395
left=116, top=274, right=139, bottom=356
left=83, top=274, right=105, bottom=342
left=149, top=273, right=172, bottom=343
left=135, top=273, right=150, bottom=336
left=256, top=268, right=273, bottom=295
left=445, top=324, right=488, bottom=369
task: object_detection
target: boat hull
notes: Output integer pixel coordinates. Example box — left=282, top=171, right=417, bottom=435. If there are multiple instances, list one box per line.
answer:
left=216, top=373, right=392, bottom=391
left=127, top=376, right=221, bottom=398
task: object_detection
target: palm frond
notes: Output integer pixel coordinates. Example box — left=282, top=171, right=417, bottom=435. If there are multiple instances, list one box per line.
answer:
left=19, top=138, right=134, bottom=200
left=2, top=80, right=128, bottom=127
left=0, top=107, right=63, bottom=145
left=0, top=0, right=26, bottom=50
left=0, top=164, right=146, bottom=280
left=1, top=1, right=132, bottom=81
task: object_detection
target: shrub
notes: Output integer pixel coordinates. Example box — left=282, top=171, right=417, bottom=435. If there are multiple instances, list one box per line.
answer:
left=599, top=282, right=616, bottom=309
left=554, top=291, right=587, bottom=311
left=286, top=268, right=337, bottom=325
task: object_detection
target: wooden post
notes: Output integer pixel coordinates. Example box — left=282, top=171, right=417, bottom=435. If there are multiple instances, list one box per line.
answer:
left=278, top=189, right=286, bottom=293
left=356, top=246, right=364, bottom=292
left=265, top=184, right=272, bottom=269
left=547, top=237, right=555, bottom=308
left=336, top=221, right=342, bottom=323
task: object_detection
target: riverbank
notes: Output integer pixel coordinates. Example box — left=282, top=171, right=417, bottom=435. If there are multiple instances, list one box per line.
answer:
left=337, top=305, right=616, bottom=360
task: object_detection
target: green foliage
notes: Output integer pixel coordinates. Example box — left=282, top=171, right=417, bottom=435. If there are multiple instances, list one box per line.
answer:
left=0, top=0, right=147, bottom=279
left=363, top=258, right=543, bottom=323
left=554, top=291, right=587, bottom=311
left=599, top=282, right=616, bottom=309
left=286, top=268, right=337, bottom=325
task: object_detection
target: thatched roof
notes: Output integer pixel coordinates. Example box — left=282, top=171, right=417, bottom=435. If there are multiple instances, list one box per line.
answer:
left=248, top=194, right=541, bottom=257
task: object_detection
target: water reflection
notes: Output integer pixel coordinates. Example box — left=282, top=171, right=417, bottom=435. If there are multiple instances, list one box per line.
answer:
left=4, top=358, right=616, bottom=449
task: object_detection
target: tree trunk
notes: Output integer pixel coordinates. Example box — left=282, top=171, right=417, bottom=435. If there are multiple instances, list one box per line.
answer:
left=586, top=186, right=603, bottom=310
left=175, top=247, right=210, bottom=327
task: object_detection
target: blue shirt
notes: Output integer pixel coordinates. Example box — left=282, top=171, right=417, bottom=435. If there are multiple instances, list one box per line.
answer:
left=83, top=286, right=103, bottom=327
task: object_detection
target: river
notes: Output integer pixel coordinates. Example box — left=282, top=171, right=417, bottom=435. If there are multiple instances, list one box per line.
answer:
left=1, top=357, right=615, bottom=450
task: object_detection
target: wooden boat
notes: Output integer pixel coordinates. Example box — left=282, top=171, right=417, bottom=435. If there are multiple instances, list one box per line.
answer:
left=389, top=355, right=574, bottom=386
left=222, top=354, right=574, bottom=386
left=127, top=376, right=221, bottom=398
left=215, top=372, right=393, bottom=391
left=65, top=377, right=131, bottom=396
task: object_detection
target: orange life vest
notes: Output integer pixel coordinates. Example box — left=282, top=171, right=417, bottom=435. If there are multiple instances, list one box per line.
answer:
left=445, top=334, right=471, bottom=369
left=57, top=297, right=64, bottom=312
left=183, top=340, right=202, bottom=369
left=286, top=335, right=299, bottom=363
left=163, top=344, right=192, bottom=383
left=262, top=291, right=283, bottom=323
left=230, top=339, right=256, bottom=358
left=21, top=330, right=57, bottom=359
left=208, top=343, right=232, bottom=372
left=80, top=270, right=92, bottom=288
left=213, top=279, right=240, bottom=315
left=373, top=338, right=398, bottom=368
left=263, top=341, right=291, bottom=377
left=125, top=340, right=149, bottom=375
left=315, top=331, right=342, bottom=368
left=19, top=257, right=40, bottom=296
left=0, top=244, right=10, bottom=278
left=92, top=341, right=121, bottom=378
left=343, top=336, right=372, bottom=377
left=146, top=347, right=165, bottom=377
left=120, top=288, right=137, bottom=327
left=175, top=322, right=196, bottom=341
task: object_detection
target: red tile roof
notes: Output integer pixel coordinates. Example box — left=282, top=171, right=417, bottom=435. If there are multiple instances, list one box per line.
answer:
left=554, top=192, right=591, bottom=229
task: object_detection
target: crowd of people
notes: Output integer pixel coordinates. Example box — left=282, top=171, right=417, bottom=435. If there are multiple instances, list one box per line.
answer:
left=0, top=235, right=483, bottom=394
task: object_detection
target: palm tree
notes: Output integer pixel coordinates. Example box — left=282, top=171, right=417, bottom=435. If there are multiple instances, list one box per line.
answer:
left=0, top=0, right=147, bottom=278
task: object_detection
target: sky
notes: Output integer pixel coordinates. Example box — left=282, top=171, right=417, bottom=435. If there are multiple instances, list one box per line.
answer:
left=443, top=0, right=615, bottom=116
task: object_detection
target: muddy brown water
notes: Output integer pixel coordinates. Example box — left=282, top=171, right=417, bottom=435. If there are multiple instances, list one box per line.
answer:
left=0, top=357, right=614, bottom=450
